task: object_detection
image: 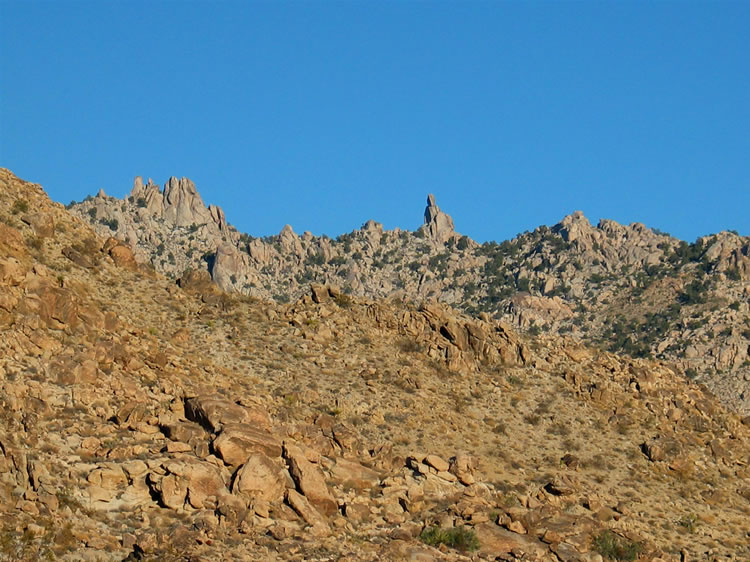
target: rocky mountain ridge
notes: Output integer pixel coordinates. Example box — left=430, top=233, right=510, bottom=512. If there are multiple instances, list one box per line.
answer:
left=1, top=168, right=750, bottom=560
left=69, top=177, right=750, bottom=414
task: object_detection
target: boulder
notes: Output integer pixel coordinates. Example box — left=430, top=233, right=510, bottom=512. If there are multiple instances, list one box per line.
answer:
left=185, top=395, right=267, bottom=433
left=231, top=454, right=286, bottom=503
left=148, top=458, right=227, bottom=510
left=103, top=237, right=138, bottom=270
left=285, top=489, right=331, bottom=536
left=213, top=423, right=282, bottom=466
left=329, top=458, right=382, bottom=491
left=211, top=243, right=246, bottom=291
left=283, top=441, right=337, bottom=516
left=642, top=436, right=682, bottom=462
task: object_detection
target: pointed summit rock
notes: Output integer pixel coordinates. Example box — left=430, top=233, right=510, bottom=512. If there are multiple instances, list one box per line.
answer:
left=163, top=177, right=212, bottom=227
left=423, top=194, right=455, bottom=243
left=129, top=177, right=164, bottom=214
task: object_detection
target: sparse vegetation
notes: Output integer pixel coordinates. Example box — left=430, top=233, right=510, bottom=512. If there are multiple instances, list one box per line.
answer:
left=420, top=525, right=479, bottom=552
left=592, top=530, right=641, bottom=561
left=11, top=199, right=29, bottom=214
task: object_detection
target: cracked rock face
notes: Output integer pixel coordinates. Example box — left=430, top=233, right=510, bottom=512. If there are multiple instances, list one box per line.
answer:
left=130, top=176, right=214, bottom=227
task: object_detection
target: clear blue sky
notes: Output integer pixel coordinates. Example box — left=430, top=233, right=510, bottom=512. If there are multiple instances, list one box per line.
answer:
left=2, top=1, right=749, bottom=243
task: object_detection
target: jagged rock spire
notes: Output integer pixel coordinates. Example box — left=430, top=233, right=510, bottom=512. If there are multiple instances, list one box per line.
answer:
left=423, top=193, right=455, bottom=243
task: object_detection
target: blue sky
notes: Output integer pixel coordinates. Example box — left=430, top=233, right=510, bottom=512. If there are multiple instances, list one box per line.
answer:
left=1, top=1, right=749, bottom=243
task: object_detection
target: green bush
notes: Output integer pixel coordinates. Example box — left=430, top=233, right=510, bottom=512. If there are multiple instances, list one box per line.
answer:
left=11, top=199, right=29, bottom=215
left=593, top=530, right=640, bottom=561
left=420, top=525, right=479, bottom=552
left=99, top=217, right=119, bottom=231
left=305, top=252, right=326, bottom=266
left=334, top=293, right=354, bottom=309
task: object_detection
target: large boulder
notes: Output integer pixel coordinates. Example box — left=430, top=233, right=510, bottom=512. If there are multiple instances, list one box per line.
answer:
left=185, top=395, right=270, bottom=433
left=148, top=458, right=228, bottom=510
left=283, top=441, right=337, bottom=516
left=231, top=454, right=287, bottom=503
left=213, top=424, right=283, bottom=466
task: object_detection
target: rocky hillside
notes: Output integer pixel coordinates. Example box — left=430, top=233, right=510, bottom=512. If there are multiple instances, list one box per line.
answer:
left=2, top=168, right=750, bottom=560
left=69, top=177, right=750, bottom=414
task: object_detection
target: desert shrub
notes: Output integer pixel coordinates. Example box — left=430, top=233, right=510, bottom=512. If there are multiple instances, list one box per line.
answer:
left=11, top=199, right=29, bottom=215
left=678, top=279, right=710, bottom=305
left=334, top=293, right=354, bottom=309
left=305, top=252, right=325, bottom=266
left=527, top=324, right=542, bottom=336
left=684, top=368, right=699, bottom=380
left=593, top=530, right=640, bottom=561
left=677, top=513, right=698, bottom=533
left=420, top=526, right=479, bottom=552
left=398, top=338, right=423, bottom=354
left=99, top=217, right=119, bottom=231
left=26, top=236, right=43, bottom=251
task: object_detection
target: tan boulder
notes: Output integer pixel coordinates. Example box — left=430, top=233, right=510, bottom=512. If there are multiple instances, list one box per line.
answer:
left=148, top=458, right=227, bottom=510
left=285, top=489, right=331, bottom=536
left=23, top=213, right=55, bottom=238
left=107, top=241, right=138, bottom=270
left=283, top=441, right=337, bottom=516
left=642, top=436, right=682, bottom=462
left=29, top=285, right=80, bottom=329
left=185, top=395, right=268, bottom=433
left=474, top=523, right=549, bottom=558
left=329, top=458, right=382, bottom=491
left=87, top=465, right=128, bottom=503
left=0, top=257, right=25, bottom=286
left=231, top=453, right=286, bottom=503
left=213, top=423, right=282, bottom=466
left=449, top=454, right=477, bottom=485
left=423, top=194, right=455, bottom=244
left=178, top=269, right=221, bottom=297
left=423, top=454, right=450, bottom=473
left=0, top=222, right=27, bottom=257
left=161, top=420, right=207, bottom=445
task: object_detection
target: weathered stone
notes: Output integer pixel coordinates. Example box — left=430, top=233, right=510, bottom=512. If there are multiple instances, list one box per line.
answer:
left=642, top=436, right=682, bottom=462
left=329, top=458, right=382, bottom=491
left=423, top=194, right=455, bottom=243
left=474, top=523, right=549, bottom=557
left=185, top=395, right=260, bottom=433
left=213, top=423, right=282, bottom=466
left=449, top=454, right=477, bottom=485
left=283, top=441, right=337, bottom=516
left=231, top=454, right=286, bottom=504
left=285, top=489, right=331, bottom=536
left=148, top=458, right=227, bottom=510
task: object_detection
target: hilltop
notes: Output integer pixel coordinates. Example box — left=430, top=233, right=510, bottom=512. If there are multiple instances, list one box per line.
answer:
left=69, top=177, right=750, bottom=414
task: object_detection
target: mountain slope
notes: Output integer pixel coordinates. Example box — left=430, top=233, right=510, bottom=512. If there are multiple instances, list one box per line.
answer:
left=1, top=169, right=749, bottom=560
left=69, top=177, right=750, bottom=414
